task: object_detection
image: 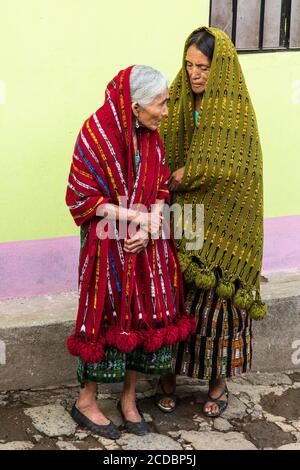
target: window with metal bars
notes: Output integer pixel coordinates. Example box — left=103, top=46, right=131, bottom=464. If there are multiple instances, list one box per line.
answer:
left=209, top=0, right=300, bottom=52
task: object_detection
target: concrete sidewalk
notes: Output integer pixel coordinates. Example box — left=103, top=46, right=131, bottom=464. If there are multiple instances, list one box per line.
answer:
left=0, top=371, right=300, bottom=450
left=0, top=272, right=300, bottom=450
left=0, top=271, right=300, bottom=391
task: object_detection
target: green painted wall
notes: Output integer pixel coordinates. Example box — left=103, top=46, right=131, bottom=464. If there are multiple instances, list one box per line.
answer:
left=0, top=0, right=299, bottom=242
left=239, top=51, right=300, bottom=219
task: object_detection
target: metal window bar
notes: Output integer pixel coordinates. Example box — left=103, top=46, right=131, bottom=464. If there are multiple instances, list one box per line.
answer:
left=259, top=0, right=266, bottom=49
left=280, top=0, right=292, bottom=48
left=231, top=0, right=238, bottom=44
left=210, top=0, right=300, bottom=52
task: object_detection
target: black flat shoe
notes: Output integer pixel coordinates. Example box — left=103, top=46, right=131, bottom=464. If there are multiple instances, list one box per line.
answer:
left=71, top=403, right=121, bottom=440
left=117, top=401, right=149, bottom=436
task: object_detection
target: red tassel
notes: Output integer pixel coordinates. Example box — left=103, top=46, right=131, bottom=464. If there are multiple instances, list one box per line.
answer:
left=164, top=325, right=179, bottom=345
left=105, top=326, right=120, bottom=347
left=115, top=331, right=140, bottom=353
left=80, top=341, right=105, bottom=364
left=106, top=326, right=140, bottom=353
left=177, top=316, right=192, bottom=342
left=143, top=328, right=164, bottom=352
left=67, top=334, right=84, bottom=356
left=136, top=330, right=146, bottom=345
left=67, top=332, right=106, bottom=363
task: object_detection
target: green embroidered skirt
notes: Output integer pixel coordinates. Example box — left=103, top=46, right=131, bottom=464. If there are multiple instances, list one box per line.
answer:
left=77, top=345, right=172, bottom=386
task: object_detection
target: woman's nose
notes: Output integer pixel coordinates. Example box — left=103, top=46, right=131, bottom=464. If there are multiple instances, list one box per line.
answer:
left=162, top=105, right=168, bottom=116
left=190, top=67, right=199, bottom=79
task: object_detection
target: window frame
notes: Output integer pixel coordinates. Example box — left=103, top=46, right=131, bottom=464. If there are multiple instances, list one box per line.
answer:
left=209, top=0, right=300, bottom=54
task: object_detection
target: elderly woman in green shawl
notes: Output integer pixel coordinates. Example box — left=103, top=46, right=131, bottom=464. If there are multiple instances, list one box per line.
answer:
left=156, top=27, right=266, bottom=417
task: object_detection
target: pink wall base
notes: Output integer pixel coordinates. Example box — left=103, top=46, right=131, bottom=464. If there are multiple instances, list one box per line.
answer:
left=263, top=215, right=300, bottom=273
left=0, top=215, right=300, bottom=300
left=0, top=237, right=79, bottom=299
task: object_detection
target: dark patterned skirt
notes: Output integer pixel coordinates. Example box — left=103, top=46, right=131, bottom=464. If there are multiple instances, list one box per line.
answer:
left=77, top=345, right=172, bottom=386
left=173, top=286, right=252, bottom=380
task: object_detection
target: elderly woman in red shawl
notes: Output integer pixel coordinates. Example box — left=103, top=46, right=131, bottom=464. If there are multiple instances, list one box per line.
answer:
left=65, top=65, right=195, bottom=439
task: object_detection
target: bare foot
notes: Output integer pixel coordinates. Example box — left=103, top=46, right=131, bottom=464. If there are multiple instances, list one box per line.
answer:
left=75, top=400, right=110, bottom=426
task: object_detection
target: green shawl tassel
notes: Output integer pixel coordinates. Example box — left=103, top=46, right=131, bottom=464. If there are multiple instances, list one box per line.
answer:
left=233, top=288, right=254, bottom=310
left=250, top=293, right=267, bottom=320
left=216, top=279, right=236, bottom=300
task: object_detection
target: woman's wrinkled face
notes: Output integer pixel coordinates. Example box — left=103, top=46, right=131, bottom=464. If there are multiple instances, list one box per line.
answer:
left=185, top=44, right=211, bottom=95
left=133, top=89, right=169, bottom=131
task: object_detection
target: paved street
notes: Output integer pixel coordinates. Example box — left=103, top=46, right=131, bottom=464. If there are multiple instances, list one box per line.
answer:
left=1, top=371, right=300, bottom=450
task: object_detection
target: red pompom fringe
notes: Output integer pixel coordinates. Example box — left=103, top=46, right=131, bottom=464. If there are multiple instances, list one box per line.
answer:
left=67, top=316, right=196, bottom=362
left=164, top=324, right=179, bottom=345
left=106, top=326, right=141, bottom=353
left=80, top=341, right=105, bottom=364
left=177, top=316, right=194, bottom=342
left=66, top=333, right=105, bottom=364
left=67, top=334, right=83, bottom=356
left=143, top=328, right=164, bottom=352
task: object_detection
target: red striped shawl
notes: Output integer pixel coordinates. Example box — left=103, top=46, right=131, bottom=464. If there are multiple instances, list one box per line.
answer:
left=66, top=66, right=194, bottom=363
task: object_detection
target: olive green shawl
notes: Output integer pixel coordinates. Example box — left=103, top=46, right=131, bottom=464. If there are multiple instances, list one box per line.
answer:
left=161, top=27, right=266, bottom=320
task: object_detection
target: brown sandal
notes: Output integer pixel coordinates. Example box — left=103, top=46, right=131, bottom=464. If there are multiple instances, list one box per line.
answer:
left=154, top=376, right=177, bottom=413
left=203, top=384, right=229, bottom=418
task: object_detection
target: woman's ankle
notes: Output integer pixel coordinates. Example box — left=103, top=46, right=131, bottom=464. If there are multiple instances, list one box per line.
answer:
left=120, top=390, right=136, bottom=404
left=77, top=390, right=97, bottom=409
left=160, top=373, right=176, bottom=393
left=210, top=378, right=226, bottom=387
left=76, top=397, right=96, bottom=409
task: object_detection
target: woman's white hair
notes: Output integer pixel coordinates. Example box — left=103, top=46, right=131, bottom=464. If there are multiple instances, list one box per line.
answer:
left=130, top=65, right=168, bottom=108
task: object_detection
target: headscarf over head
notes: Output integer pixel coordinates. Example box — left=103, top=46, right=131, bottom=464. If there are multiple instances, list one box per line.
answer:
left=161, top=27, right=266, bottom=320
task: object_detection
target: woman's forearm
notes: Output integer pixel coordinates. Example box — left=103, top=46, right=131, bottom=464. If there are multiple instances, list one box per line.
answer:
left=97, top=200, right=165, bottom=220
left=97, top=201, right=164, bottom=237
left=96, top=203, right=139, bottom=222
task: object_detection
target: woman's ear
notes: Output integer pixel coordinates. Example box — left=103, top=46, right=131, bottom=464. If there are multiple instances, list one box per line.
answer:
left=131, top=102, right=139, bottom=117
